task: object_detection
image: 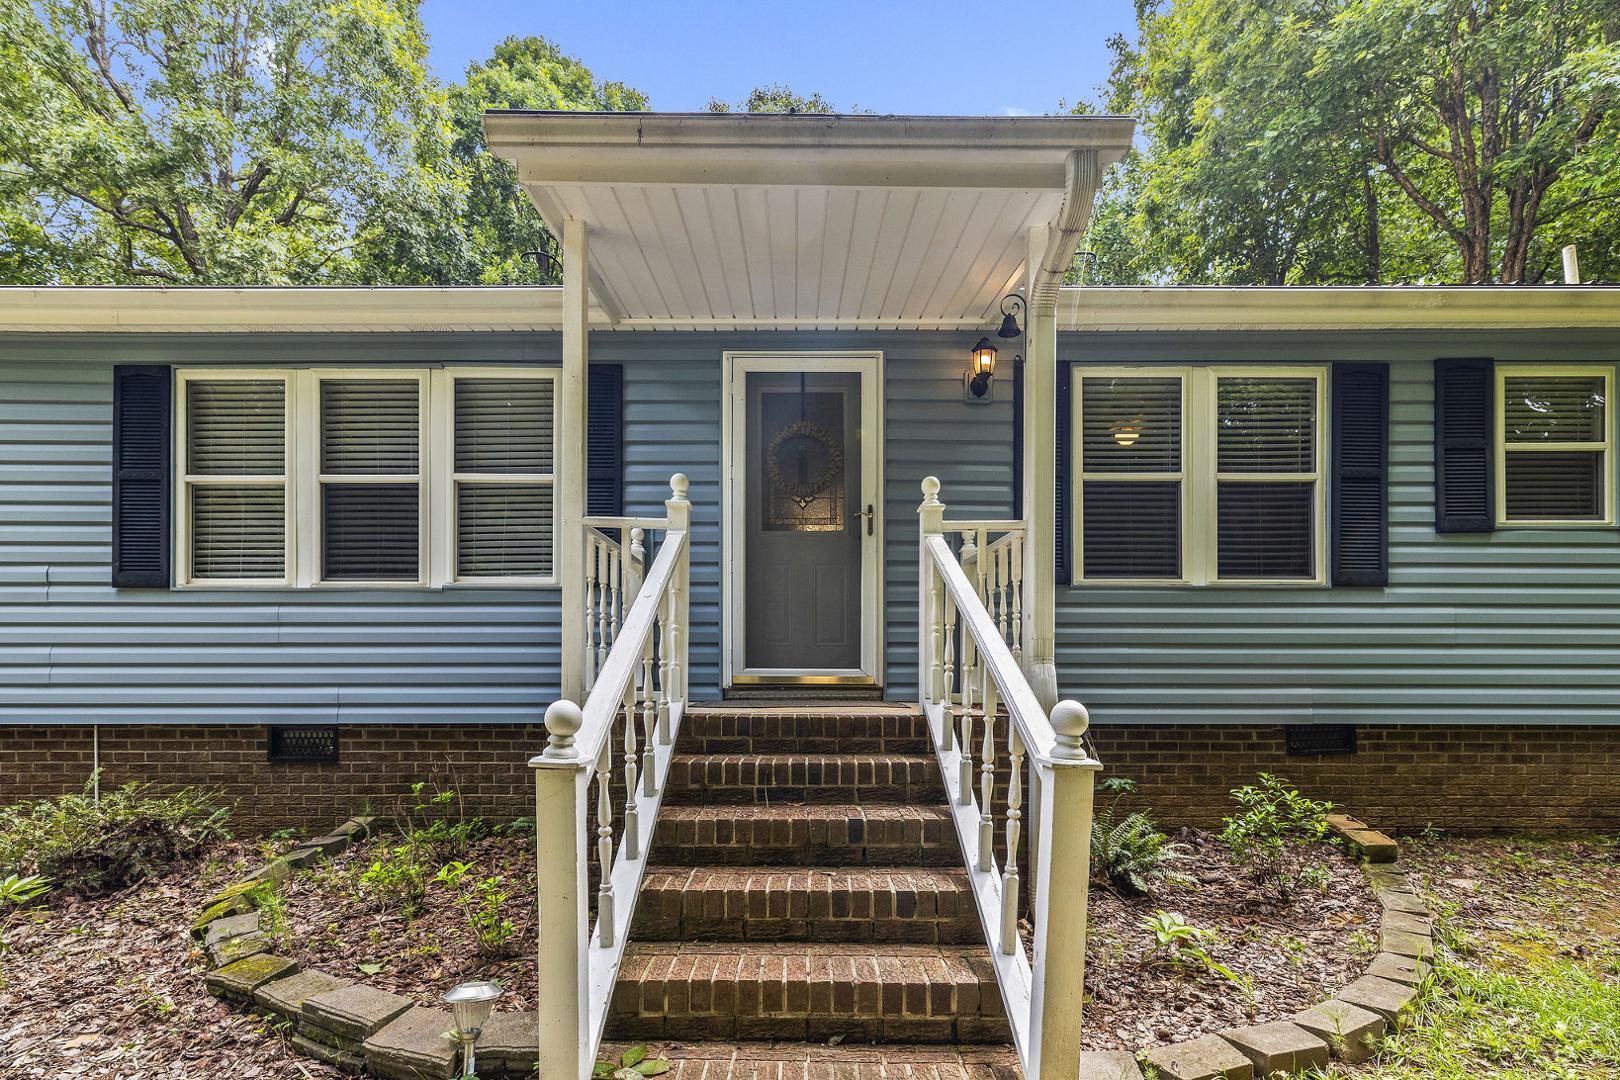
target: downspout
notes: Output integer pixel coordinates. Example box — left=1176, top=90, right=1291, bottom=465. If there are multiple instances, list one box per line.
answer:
left=92, top=724, right=100, bottom=804
left=1022, top=148, right=1102, bottom=713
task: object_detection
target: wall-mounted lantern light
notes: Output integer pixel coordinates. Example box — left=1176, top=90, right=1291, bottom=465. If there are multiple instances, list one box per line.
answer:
left=966, top=337, right=998, bottom=400
left=997, top=293, right=1026, bottom=340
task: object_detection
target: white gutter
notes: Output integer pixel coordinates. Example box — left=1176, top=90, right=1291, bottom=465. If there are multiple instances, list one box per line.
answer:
left=1030, top=150, right=1103, bottom=312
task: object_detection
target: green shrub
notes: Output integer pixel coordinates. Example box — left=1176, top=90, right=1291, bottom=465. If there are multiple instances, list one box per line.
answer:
left=0, top=777, right=228, bottom=895
left=0, top=873, right=51, bottom=909
left=434, top=860, right=518, bottom=956
left=1219, top=772, right=1334, bottom=900
left=358, top=844, right=433, bottom=917
left=1090, top=777, right=1184, bottom=896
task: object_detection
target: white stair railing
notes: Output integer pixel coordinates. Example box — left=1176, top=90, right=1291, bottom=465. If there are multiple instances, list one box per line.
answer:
left=532, top=474, right=691, bottom=1080
left=917, top=476, right=1100, bottom=1080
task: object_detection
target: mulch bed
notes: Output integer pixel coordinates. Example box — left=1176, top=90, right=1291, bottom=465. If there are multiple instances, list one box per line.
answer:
left=0, top=841, right=343, bottom=1079
left=277, top=825, right=1378, bottom=1052
left=1081, top=828, right=1379, bottom=1051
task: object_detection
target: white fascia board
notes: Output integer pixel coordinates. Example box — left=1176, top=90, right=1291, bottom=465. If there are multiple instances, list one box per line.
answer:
left=1058, top=286, right=1620, bottom=331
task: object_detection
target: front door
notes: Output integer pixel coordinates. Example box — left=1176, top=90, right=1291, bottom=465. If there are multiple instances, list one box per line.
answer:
left=726, top=355, right=881, bottom=685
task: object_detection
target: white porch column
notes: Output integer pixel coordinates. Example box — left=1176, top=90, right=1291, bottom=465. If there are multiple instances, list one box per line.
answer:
left=1021, top=225, right=1060, bottom=713
left=559, top=218, right=589, bottom=702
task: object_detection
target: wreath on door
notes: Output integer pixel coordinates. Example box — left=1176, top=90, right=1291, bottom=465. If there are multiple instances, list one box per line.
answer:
left=766, top=420, right=844, bottom=509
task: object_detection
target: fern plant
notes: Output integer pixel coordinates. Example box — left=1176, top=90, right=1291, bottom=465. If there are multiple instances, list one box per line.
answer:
left=594, top=1045, right=670, bottom=1080
left=1089, top=777, right=1184, bottom=896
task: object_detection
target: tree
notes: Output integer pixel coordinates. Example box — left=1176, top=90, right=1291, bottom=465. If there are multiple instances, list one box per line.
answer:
left=1318, top=0, right=1619, bottom=283
left=441, top=36, right=648, bottom=286
left=0, top=0, right=462, bottom=284
left=1091, top=0, right=1620, bottom=284
left=706, top=85, right=840, bottom=113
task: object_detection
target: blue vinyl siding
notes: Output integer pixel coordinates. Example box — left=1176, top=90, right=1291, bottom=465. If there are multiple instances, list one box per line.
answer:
left=0, top=330, right=1003, bottom=723
left=1056, top=329, right=1620, bottom=726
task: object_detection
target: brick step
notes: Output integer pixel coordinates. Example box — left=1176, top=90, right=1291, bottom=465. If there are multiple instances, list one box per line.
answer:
left=680, top=705, right=931, bottom=755
left=606, top=941, right=1011, bottom=1044
left=663, top=753, right=945, bottom=805
left=633, top=866, right=981, bottom=944
left=652, top=804, right=963, bottom=867
left=599, top=1041, right=1023, bottom=1078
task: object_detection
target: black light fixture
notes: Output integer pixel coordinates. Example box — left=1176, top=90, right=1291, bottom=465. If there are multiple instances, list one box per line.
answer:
left=966, top=337, right=998, bottom=400
left=997, top=293, right=1026, bottom=339
left=521, top=236, right=561, bottom=283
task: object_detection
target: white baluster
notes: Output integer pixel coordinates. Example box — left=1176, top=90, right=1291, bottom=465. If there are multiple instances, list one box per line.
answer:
left=621, top=695, right=640, bottom=862
left=959, top=532, right=977, bottom=716
left=584, top=538, right=599, bottom=692
left=929, top=572, right=945, bottom=709
left=1002, top=724, right=1023, bottom=955
left=595, top=741, right=615, bottom=948
left=958, top=707, right=974, bottom=807
left=641, top=635, right=657, bottom=798
left=996, top=542, right=1010, bottom=648
left=942, top=592, right=956, bottom=706
left=1010, top=535, right=1024, bottom=664
left=657, top=605, right=673, bottom=745
left=978, top=683, right=998, bottom=874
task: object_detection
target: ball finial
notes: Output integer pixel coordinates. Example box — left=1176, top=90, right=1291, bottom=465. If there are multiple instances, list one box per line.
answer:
left=920, top=476, right=941, bottom=500
left=544, top=699, right=584, bottom=757
left=670, top=473, right=689, bottom=499
left=1050, top=699, right=1090, bottom=759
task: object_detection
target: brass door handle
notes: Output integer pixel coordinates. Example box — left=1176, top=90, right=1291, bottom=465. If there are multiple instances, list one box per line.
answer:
left=857, top=504, right=874, bottom=536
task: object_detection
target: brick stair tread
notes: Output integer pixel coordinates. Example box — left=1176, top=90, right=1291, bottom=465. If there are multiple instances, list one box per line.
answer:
left=609, top=941, right=1010, bottom=1043
left=680, top=706, right=930, bottom=754
left=652, top=804, right=962, bottom=866
left=635, top=866, right=979, bottom=944
left=600, top=1040, right=1021, bottom=1078
left=664, top=753, right=945, bottom=806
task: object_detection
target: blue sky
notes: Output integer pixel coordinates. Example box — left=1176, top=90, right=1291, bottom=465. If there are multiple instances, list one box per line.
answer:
left=419, top=0, right=1138, bottom=115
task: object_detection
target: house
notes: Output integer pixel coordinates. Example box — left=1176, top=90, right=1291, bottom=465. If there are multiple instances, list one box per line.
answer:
left=2, top=112, right=1618, bottom=1076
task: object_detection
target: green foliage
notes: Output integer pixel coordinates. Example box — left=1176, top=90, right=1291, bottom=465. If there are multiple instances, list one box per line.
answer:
left=0, top=873, right=51, bottom=908
left=1089, top=0, right=1620, bottom=285
left=433, top=861, right=517, bottom=957
left=1089, top=776, right=1184, bottom=896
left=359, top=844, right=433, bottom=918
left=442, top=35, right=647, bottom=286
left=395, top=779, right=486, bottom=860
left=251, top=882, right=292, bottom=950
left=0, top=0, right=468, bottom=285
left=1219, top=773, right=1333, bottom=901
left=1141, top=910, right=1253, bottom=1000
left=593, top=1044, right=671, bottom=1079
left=706, top=85, right=839, bottom=114
left=0, top=777, right=228, bottom=894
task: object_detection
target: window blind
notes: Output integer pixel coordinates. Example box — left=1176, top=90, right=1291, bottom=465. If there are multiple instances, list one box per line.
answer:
left=1079, top=376, right=1182, bottom=579
left=453, top=376, right=555, bottom=580
left=321, top=380, right=420, bottom=474
left=185, top=379, right=287, bottom=580
left=319, top=379, right=420, bottom=581
left=1216, top=376, right=1317, bottom=579
left=322, top=484, right=420, bottom=581
left=1501, top=373, right=1608, bottom=523
left=455, top=379, right=553, bottom=473
left=187, top=380, right=285, bottom=474
left=191, top=486, right=285, bottom=579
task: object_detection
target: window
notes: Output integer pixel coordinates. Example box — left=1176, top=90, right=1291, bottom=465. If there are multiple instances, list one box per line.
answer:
left=1496, top=365, right=1614, bottom=526
left=175, top=368, right=557, bottom=587
left=1074, top=367, right=1326, bottom=585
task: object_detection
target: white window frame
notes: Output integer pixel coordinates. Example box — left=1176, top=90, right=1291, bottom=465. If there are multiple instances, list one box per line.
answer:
left=1494, top=364, right=1616, bottom=528
left=175, top=368, right=294, bottom=588
left=431, top=367, right=560, bottom=587
left=1073, top=364, right=1328, bottom=587
left=175, top=366, right=559, bottom=589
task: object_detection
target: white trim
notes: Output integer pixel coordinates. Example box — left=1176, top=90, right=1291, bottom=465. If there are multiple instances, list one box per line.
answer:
left=1072, top=365, right=1328, bottom=587
left=175, top=365, right=560, bottom=589
left=4, top=284, right=1619, bottom=334
left=721, top=351, right=884, bottom=687
left=1494, top=363, right=1616, bottom=528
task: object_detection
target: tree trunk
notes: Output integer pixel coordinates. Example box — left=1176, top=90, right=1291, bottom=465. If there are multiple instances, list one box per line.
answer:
left=1361, top=166, right=1382, bottom=283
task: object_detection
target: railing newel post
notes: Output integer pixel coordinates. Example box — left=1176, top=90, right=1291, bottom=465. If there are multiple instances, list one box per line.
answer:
left=665, top=474, right=690, bottom=710
left=534, top=699, right=589, bottom=1080
left=918, top=477, right=944, bottom=711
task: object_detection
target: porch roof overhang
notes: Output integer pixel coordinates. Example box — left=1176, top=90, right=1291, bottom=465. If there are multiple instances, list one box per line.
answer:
left=482, top=111, right=1136, bottom=331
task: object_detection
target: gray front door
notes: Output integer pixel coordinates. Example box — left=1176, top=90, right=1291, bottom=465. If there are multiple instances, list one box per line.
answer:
left=744, top=371, right=863, bottom=672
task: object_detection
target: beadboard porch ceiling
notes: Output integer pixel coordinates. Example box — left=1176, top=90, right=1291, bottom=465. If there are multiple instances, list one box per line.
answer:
left=483, top=112, right=1136, bottom=331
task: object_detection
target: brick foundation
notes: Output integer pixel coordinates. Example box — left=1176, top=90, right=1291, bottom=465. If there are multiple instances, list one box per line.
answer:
left=0, top=721, right=1615, bottom=835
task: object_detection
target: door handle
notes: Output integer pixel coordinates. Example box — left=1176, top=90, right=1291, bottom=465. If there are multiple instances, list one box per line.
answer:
left=857, top=504, right=874, bottom=536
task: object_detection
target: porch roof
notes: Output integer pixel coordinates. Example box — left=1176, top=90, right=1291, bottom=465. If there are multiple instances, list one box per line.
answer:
left=482, top=111, right=1136, bottom=331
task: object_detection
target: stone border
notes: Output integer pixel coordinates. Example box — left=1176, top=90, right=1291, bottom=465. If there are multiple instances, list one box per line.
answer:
left=1126, top=815, right=1433, bottom=1080
left=190, top=817, right=539, bottom=1080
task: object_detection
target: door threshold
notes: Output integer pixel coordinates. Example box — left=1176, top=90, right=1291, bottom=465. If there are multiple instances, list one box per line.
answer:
left=722, top=684, right=887, bottom=702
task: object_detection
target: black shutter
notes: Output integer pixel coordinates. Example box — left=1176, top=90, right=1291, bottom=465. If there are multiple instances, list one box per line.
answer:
left=1011, top=358, right=1024, bottom=520
left=1330, top=363, right=1390, bottom=586
left=1434, top=358, right=1495, bottom=533
left=1054, top=360, right=1073, bottom=584
left=587, top=364, right=624, bottom=516
left=111, top=365, right=173, bottom=588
